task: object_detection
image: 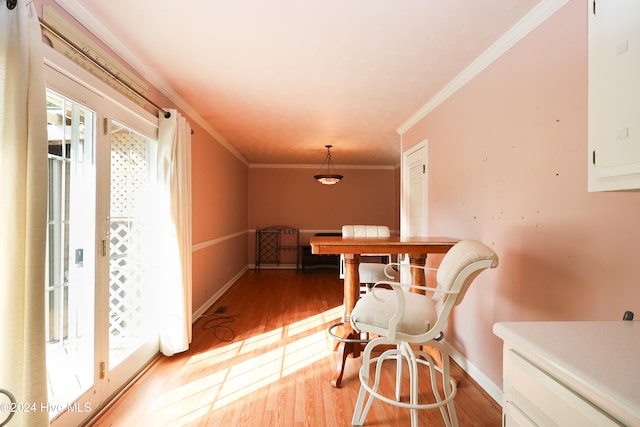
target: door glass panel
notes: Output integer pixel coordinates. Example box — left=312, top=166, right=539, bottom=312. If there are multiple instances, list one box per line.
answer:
left=45, top=91, right=96, bottom=414
left=44, top=64, right=160, bottom=426
left=109, top=122, right=156, bottom=370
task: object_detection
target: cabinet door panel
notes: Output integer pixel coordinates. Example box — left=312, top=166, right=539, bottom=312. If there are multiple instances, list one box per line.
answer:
left=506, top=351, right=622, bottom=426
left=588, top=0, right=640, bottom=190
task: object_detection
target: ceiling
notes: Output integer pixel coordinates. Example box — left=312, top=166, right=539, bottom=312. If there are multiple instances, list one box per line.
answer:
left=63, top=0, right=543, bottom=166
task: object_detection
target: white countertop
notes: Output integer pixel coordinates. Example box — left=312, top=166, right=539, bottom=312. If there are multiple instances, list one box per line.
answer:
left=494, top=321, right=640, bottom=426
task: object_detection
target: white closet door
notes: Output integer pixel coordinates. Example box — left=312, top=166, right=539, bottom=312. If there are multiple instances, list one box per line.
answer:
left=400, top=141, right=428, bottom=283
left=402, top=140, right=428, bottom=238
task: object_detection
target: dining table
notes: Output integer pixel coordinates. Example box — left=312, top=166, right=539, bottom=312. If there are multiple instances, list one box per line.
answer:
left=310, top=235, right=459, bottom=387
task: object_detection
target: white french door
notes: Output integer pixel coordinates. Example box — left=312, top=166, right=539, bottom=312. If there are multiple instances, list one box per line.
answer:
left=45, top=86, right=99, bottom=422
left=102, top=118, right=159, bottom=385
left=45, top=58, right=159, bottom=427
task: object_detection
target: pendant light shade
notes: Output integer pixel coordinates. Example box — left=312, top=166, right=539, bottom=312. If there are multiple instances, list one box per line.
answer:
left=314, top=145, right=343, bottom=185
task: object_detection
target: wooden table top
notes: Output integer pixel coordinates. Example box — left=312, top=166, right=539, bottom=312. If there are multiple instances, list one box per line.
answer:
left=310, top=235, right=459, bottom=255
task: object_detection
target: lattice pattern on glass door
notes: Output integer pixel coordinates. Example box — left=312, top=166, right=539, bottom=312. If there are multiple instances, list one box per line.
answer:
left=108, top=220, right=139, bottom=340
left=108, top=127, right=148, bottom=345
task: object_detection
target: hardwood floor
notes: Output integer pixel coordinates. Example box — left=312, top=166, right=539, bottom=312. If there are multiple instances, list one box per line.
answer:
left=89, top=269, right=502, bottom=427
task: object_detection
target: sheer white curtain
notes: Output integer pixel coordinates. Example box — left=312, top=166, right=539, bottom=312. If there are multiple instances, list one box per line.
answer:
left=155, top=109, right=192, bottom=355
left=0, top=1, right=50, bottom=426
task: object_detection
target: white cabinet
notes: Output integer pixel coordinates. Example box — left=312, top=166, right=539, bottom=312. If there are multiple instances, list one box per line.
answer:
left=494, top=321, right=640, bottom=426
left=588, top=0, right=640, bottom=191
left=502, top=349, right=621, bottom=426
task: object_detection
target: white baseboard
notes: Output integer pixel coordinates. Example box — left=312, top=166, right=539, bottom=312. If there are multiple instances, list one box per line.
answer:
left=192, top=266, right=249, bottom=321
left=444, top=341, right=503, bottom=406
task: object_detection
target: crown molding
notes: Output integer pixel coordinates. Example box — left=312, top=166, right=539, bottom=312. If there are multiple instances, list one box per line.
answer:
left=396, top=0, right=570, bottom=135
left=52, top=0, right=249, bottom=167
left=249, top=164, right=397, bottom=170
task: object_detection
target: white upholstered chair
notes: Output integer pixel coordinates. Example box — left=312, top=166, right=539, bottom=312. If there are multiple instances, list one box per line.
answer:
left=339, top=225, right=398, bottom=293
left=350, top=240, right=499, bottom=427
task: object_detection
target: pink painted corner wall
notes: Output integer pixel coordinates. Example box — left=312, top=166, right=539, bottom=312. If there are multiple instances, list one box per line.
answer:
left=248, top=167, right=399, bottom=263
left=402, top=0, right=640, bottom=388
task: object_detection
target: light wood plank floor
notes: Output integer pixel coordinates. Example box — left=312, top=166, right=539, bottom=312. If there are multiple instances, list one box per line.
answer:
left=90, top=269, right=502, bottom=427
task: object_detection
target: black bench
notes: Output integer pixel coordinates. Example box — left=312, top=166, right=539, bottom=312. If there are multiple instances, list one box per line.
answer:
left=300, top=232, right=341, bottom=271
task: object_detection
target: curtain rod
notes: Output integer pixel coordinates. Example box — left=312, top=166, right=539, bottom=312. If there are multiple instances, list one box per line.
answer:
left=38, top=17, right=171, bottom=119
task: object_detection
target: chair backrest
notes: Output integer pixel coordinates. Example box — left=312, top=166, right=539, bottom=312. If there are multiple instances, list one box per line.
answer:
left=339, top=226, right=392, bottom=280
left=413, top=240, right=498, bottom=340
left=342, top=225, right=390, bottom=238
left=435, top=239, right=499, bottom=306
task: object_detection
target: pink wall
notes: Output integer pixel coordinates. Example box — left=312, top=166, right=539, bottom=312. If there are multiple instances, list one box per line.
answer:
left=248, top=167, right=399, bottom=263
left=402, top=0, right=640, bottom=387
left=191, top=130, right=249, bottom=310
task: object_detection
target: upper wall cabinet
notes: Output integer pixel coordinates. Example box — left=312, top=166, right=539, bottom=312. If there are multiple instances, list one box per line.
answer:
left=588, top=0, right=640, bottom=191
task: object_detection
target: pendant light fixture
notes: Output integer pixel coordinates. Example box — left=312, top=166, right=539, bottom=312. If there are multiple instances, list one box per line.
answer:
left=314, top=145, right=343, bottom=185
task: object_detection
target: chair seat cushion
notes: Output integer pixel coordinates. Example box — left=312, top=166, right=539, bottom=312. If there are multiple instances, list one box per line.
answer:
left=351, top=289, right=437, bottom=336
left=358, top=263, right=397, bottom=283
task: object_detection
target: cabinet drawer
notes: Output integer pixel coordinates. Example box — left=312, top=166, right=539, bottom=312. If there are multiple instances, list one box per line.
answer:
left=504, top=350, right=623, bottom=426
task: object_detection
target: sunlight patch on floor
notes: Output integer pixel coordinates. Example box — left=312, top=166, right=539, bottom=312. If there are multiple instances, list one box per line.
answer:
left=186, top=340, right=243, bottom=367
left=285, top=306, right=343, bottom=338
left=282, top=330, right=333, bottom=377
left=149, top=305, right=342, bottom=421
left=148, top=372, right=222, bottom=425
left=213, top=329, right=330, bottom=410
left=239, top=327, right=285, bottom=355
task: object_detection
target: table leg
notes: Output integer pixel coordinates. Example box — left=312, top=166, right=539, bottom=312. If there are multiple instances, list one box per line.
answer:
left=331, top=254, right=361, bottom=388
left=409, top=254, right=427, bottom=289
